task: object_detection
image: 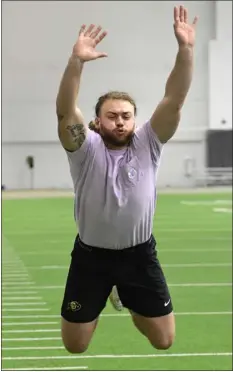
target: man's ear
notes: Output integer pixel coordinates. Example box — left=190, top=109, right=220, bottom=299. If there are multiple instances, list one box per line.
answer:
left=95, top=118, right=100, bottom=128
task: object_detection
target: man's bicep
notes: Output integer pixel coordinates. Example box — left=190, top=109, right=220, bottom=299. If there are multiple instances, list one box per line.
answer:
left=150, top=96, right=181, bottom=143
left=57, top=108, right=87, bottom=152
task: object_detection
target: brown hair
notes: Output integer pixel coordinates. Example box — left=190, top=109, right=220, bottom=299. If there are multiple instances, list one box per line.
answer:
left=95, top=91, right=137, bottom=117
left=88, top=120, right=99, bottom=133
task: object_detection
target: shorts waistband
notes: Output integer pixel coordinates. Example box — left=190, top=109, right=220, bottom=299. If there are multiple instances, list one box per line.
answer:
left=76, top=235, right=156, bottom=253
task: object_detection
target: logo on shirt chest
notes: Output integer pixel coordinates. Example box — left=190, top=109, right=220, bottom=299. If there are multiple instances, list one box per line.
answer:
left=127, top=167, right=137, bottom=180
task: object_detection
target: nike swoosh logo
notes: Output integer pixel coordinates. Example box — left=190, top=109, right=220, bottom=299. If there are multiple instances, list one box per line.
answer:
left=164, top=299, right=171, bottom=307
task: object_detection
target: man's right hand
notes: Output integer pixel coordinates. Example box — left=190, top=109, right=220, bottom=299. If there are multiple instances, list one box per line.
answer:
left=73, top=24, right=108, bottom=62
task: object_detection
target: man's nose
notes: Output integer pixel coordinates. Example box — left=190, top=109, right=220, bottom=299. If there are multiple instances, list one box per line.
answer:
left=116, top=117, right=124, bottom=126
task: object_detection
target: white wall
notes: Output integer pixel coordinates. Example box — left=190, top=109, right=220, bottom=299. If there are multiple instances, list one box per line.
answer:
left=215, top=1, right=232, bottom=40
left=2, top=1, right=215, bottom=189
left=208, top=1, right=232, bottom=130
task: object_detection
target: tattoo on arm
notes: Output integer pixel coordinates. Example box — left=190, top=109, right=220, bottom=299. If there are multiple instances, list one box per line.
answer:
left=66, top=123, right=86, bottom=148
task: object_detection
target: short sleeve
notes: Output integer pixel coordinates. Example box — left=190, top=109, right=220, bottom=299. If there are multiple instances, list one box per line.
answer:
left=65, top=128, right=101, bottom=165
left=133, top=121, right=164, bottom=165
left=65, top=129, right=102, bottom=188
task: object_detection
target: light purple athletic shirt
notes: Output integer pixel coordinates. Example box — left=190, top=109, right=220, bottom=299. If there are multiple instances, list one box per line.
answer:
left=66, top=121, right=163, bottom=249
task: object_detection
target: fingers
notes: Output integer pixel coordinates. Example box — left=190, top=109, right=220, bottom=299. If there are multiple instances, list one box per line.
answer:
left=84, top=24, right=95, bottom=36
left=79, top=24, right=107, bottom=43
left=79, top=24, right=86, bottom=36
left=90, top=25, right=102, bottom=38
left=174, top=6, right=179, bottom=23
left=174, top=5, right=189, bottom=24
left=95, top=31, right=107, bottom=45
left=180, top=5, right=185, bottom=22
left=95, top=51, right=108, bottom=59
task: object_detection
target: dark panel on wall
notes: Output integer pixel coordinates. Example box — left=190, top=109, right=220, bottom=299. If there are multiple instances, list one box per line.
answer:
left=206, top=130, right=232, bottom=168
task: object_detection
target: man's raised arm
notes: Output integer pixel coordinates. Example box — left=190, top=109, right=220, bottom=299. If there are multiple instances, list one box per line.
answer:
left=150, top=5, right=198, bottom=143
left=56, top=24, right=107, bottom=152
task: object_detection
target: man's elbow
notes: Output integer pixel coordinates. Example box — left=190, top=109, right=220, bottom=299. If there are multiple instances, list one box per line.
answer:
left=164, top=95, right=184, bottom=112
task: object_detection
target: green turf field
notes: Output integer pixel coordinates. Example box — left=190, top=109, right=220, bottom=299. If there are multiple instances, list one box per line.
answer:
left=2, top=191, right=232, bottom=371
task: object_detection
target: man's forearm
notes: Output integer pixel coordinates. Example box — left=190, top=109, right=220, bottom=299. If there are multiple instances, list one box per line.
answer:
left=56, top=55, right=84, bottom=117
left=165, top=45, right=194, bottom=108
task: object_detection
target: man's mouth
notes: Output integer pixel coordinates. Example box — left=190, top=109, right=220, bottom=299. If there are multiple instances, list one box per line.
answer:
left=115, top=129, right=125, bottom=135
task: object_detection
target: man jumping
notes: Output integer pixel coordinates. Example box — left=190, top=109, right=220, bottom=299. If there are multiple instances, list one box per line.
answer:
left=56, top=5, right=198, bottom=353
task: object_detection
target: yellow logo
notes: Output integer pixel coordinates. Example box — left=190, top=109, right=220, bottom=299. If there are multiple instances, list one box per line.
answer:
left=67, top=301, right=81, bottom=312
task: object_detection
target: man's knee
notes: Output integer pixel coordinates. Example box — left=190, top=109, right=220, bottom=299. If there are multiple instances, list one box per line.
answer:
left=63, top=340, right=89, bottom=354
left=149, top=333, right=175, bottom=350
left=61, top=317, right=97, bottom=354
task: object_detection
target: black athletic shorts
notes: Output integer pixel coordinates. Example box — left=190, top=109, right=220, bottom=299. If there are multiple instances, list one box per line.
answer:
left=61, top=235, right=173, bottom=323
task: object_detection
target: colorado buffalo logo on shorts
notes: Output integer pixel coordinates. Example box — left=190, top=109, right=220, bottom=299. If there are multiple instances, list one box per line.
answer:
left=67, top=301, right=81, bottom=311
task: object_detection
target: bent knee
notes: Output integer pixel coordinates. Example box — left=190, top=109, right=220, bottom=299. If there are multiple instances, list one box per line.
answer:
left=63, top=340, right=89, bottom=354
left=149, top=334, right=175, bottom=350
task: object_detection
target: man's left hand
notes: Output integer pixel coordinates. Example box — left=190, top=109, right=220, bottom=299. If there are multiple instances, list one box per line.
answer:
left=173, top=5, right=198, bottom=47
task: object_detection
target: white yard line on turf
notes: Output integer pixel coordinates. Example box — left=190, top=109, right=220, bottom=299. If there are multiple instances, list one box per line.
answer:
left=1, top=291, right=38, bottom=294
left=1, top=311, right=232, bottom=320
left=2, top=346, right=65, bottom=350
left=3, top=260, right=22, bottom=264
left=18, top=247, right=232, bottom=255
left=3, top=274, right=29, bottom=277
left=2, top=311, right=232, bottom=333
left=2, top=337, right=61, bottom=341
left=3, top=268, right=27, bottom=272
left=2, top=297, right=43, bottom=300
left=164, top=263, right=232, bottom=267
left=3, top=302, right=47, bottom=306
left=2, top=282, right=35, bottom=285
left=2, top=312, right=232, bottom=327
left=3, top=321, right=59, bottom=326
left=2, top=352, right=232, bottom=360
left=3, top=329, right=61, bottom=334
left=6, top=228, right=232, bottom=235
left=3, top=367, right=88, bottom=370
left=38, top=263, right=232, bottom=270
left=2, top=308, right=50, bottom=312
left=2, top=282, right=230, bottom=291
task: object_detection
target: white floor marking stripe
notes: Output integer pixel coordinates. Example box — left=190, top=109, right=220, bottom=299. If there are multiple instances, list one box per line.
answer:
left=164, top=263, right=232, bottom=267
left=3, top=274, right=29, bottom=277
left=2, top=308, right=50, bottom=312
left=3, top=368, right=88, bottom=371
left=39, top=263, right=232, bottom=270
left=3, top=321, right=59, bottom=326
left=2, top=282, right=231, bottom=291
left=2, top=297, right=42, bottom=300
left=6, top=228, right=231, bottom=235
left=3, top=302, right=47, bottom=306
left=2, top=270, right=28, bottom=273
left=169, top=283, right=232, bottom=287
left=2, top=352, right=232, bottom=360
left=2, top=282, right=35, bottom=285
left=3, top=329, right=60, bottom=333
left=2, top=337, right=61, bottom=341
left=3, top=261, right=22, bottom=264
left=2, top=311, right=232, bottom=333
left=1, top=291, right=38, bottom=295
left=2, top=312, right=231, bottom=326
left=18, top=247, right=232, bottom=255
left=2, top=346, right=65, bottom=350
left=160, top=247, right=232, bottom=251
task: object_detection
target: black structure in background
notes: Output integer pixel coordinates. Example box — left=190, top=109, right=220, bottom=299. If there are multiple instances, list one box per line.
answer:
left=206, top=130, right=232, bottom=168
left=205, top=129, right=232, bottom=186
left=26, top=155, right=35, bottom=189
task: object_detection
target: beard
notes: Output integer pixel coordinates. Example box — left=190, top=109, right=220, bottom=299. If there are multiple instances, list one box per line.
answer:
left=99, top=127, right=134, bottom=148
